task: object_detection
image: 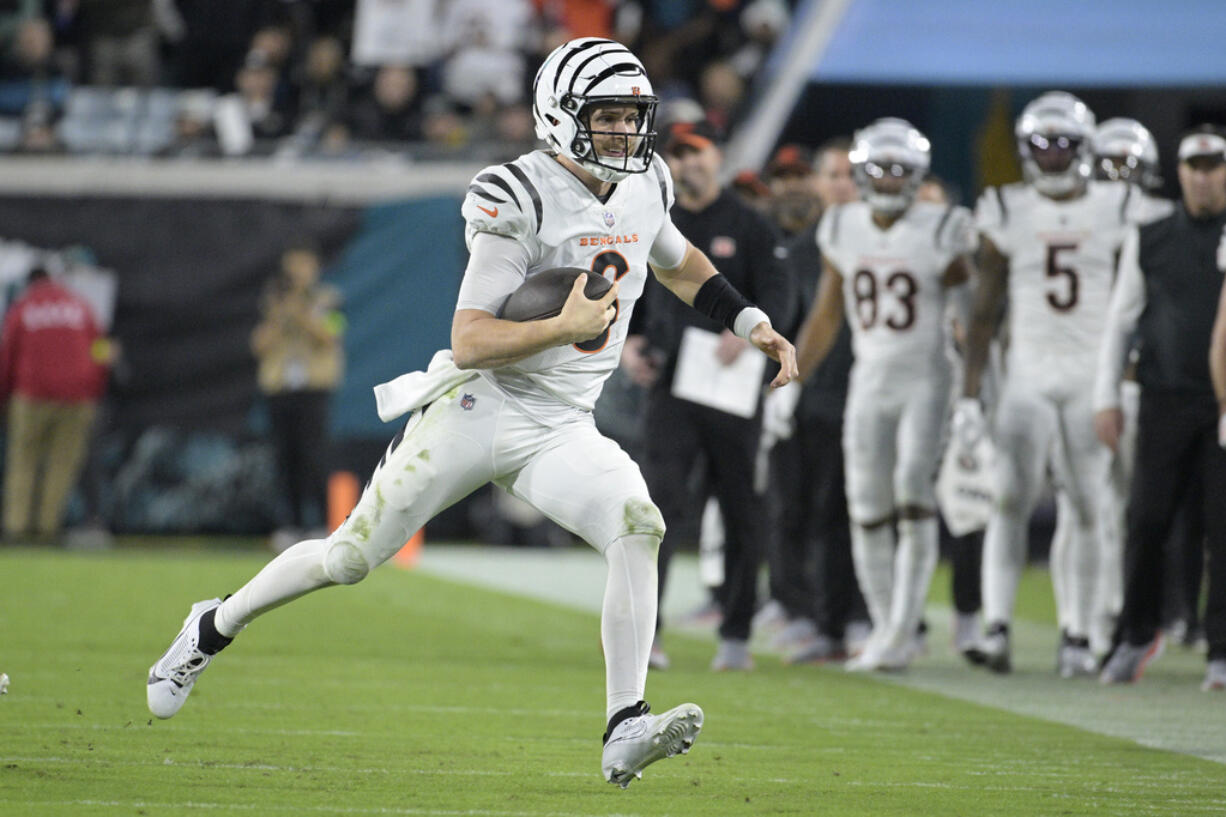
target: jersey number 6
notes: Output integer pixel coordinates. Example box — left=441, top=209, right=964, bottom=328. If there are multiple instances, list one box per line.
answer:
left=574, top=251, right=630, bottom=353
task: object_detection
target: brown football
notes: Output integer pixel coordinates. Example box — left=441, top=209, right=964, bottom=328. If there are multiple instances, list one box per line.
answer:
left=498, top=267, right=613, bottom=322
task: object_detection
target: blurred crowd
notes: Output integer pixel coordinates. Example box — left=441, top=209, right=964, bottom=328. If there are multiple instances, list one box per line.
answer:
left=0, top=0, right=793, bottom=160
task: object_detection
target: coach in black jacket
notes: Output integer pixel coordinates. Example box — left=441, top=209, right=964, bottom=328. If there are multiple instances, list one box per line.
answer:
left=623, top=119, right=795, bottom=671
left=1094, top=127, right=1226, bottom=689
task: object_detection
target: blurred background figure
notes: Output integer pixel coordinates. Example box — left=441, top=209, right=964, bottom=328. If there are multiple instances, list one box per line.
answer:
left=764, top=143, right=821, bottom=239
left=251, top=240, right=344, bottom=551
left=759, top=137, right=869, bottom=664
left=1093, top=117, right=1162, bottom=192
left=1099, top=127, right=1226, bottom=691
left=342, top=64, right=423, bottom=145
left=82, top=0, right=159, bottom=87
left=629, top=119, right=794, bottom=672
left=1, top=265, right=112, bottom=543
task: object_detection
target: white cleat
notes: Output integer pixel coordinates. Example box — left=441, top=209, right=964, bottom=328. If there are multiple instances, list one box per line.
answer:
left=845, top=637, right=912, bottom=673
left=147, top=598, right=222, bottom=719
left=1057, top=635, right=1098, bottom=679
left=602, top=702, right=703, bottom=788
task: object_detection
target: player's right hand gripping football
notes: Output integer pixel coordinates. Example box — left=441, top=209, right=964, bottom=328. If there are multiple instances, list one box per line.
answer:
left=748, top=322, right=799, bottom=388
left=557, top=273, right=619, bottom=345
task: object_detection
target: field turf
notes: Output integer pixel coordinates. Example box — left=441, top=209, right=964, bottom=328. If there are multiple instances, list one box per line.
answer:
left=2, top=543, right=1224, bottom=816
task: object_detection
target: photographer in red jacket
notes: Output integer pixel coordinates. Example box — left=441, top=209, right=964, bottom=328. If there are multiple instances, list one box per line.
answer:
left=1, top=266, right=111, bottom=542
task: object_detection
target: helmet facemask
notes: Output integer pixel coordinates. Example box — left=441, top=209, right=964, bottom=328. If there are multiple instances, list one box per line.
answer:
left=1016, top=92, right=1096, bottom=197
left=567, top=96, right=658, bottom=183
left=1093, top=118, right=1161, bottom=191
left=849, top=118, right=931, bottom=214
left=533, top=38, right=659, bottom=183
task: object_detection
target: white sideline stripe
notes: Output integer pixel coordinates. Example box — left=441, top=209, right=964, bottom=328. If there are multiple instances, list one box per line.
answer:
left=0, top=802, right=646, bottom=817
left=0, top=756, right=589, bottom=779
left=414, top=546, right=1226, bottom=765
left=17, top=723, right=361, bottom=737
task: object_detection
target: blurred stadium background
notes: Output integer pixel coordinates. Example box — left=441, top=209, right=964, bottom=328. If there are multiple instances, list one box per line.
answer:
left=2, top=0, right=1224, bottom=541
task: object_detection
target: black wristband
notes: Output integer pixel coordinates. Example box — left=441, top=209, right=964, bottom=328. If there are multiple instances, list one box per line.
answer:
left=693, top=274, right=754, bottom=333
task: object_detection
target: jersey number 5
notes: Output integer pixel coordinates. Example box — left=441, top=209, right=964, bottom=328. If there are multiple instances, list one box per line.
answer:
left=1045, top=243, right=1079, bottom=312
left=574, top=250, right=630, bottom=352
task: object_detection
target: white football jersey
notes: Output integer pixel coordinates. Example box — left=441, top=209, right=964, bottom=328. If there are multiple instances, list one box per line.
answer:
left=976, top=180, right=1143, bottom=384
left=459, top=150, right=674, bottom=421
left=818, top=200, right=975, bottom=379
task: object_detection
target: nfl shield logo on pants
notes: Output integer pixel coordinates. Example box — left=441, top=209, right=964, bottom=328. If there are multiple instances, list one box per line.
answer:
left=460, top=393, right=476, bottom=410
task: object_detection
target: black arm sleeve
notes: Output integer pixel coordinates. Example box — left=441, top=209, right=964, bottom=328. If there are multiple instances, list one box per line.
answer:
left=693, top=274, right=754, bottom=332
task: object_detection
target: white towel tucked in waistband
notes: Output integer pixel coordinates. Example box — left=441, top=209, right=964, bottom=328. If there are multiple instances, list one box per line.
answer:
left=373, top=349, right=478, bottom=422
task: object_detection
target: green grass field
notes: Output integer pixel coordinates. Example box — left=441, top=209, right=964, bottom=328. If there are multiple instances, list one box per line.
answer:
left=2, top=543, right=1225, bottom=816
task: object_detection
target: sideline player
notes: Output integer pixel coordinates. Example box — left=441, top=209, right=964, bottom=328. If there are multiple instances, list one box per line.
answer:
left=792, top=118, right=975, bottom=671
left=954, top=92, right=1144, bottom=676
left=144, top=38, right=797, bottom=788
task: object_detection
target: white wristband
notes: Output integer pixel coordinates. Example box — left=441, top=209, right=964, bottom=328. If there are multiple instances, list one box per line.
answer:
left=733, top=307, right=770, bottom=340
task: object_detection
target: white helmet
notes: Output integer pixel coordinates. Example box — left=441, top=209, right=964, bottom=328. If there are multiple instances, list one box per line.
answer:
left=532, top=37, right=659, bottom=183
left=1015, top=91, right=1096, bottom=197
left=1093, top=117, right=1161, bottom=191
left=849, top=117, right=931, bottom=214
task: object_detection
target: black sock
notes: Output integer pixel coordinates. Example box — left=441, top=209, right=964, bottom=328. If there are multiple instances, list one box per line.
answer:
left=603, top=700, right=649, bottom=744
left=197, top=608, right=233, bottom=655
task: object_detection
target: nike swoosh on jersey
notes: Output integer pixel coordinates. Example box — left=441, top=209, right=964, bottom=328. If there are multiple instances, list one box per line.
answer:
left=477, top=204, right=499, bottom=218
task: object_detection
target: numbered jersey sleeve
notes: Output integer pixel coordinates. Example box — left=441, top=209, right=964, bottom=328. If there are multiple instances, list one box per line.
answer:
left=462, top=162, right=543, bottom=248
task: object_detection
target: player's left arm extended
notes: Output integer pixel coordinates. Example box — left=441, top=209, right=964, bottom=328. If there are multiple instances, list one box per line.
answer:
left=793, top=255, right=845, bottom=382
left=651, top=235, right=798, bottom=387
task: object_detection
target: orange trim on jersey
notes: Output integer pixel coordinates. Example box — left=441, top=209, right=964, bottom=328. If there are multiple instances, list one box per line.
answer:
left=579, top=234, right=639, bottom=247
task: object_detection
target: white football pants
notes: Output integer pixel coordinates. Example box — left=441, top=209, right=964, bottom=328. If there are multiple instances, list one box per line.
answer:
left=1091, top=380, right=1139, bottom=653
left=844, top=366, right=949, bottom=650
left=982, top=381, right=1108, bottom=638
left=215, top=376, right=665, bottom=719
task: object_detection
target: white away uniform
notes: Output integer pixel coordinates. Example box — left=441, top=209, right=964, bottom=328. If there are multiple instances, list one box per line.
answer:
left=818, top=199, right=975, bottom=653
left=976, top=180, right=1145, bottom=641
left=218, top=150, right=687, bottom=719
